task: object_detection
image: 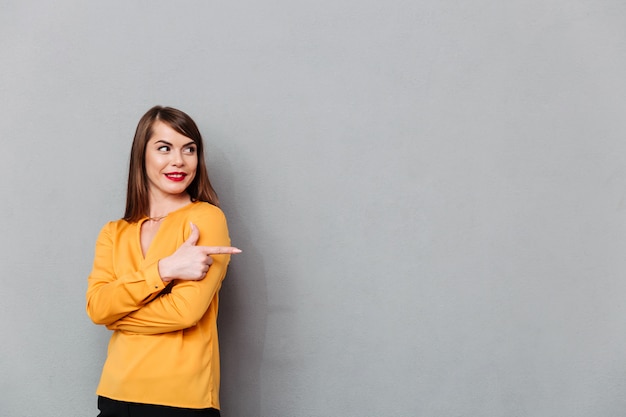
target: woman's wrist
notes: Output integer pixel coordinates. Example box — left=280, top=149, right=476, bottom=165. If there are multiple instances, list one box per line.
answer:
left=158, top=258, right=174, bottom=282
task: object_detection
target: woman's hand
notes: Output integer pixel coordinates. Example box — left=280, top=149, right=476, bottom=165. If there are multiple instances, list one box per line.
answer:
left=158, top=223, right=241, bottom=282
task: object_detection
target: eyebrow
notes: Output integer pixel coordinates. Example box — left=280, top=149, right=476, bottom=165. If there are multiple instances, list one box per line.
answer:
left=154, top=139, right=196, bottom=147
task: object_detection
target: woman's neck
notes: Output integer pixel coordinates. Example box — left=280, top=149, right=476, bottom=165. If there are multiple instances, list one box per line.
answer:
left=148, top=192, right=192, bottom=219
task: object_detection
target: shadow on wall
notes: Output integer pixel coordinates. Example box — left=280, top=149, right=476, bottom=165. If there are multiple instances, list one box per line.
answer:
left=212, top=146, right=269, bottom=416
left=218, top=242, right=268, bottom=416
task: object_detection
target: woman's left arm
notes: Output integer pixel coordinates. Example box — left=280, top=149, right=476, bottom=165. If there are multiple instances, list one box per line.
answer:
left=106, top=209, right=233, bottom=334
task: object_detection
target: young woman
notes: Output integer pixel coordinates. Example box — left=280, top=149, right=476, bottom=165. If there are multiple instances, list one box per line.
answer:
left=86, top=106, right=241, bottom=417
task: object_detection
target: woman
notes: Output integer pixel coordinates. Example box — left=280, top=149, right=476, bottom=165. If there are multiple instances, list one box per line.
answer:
left=86, top=106, right=241, bottom=417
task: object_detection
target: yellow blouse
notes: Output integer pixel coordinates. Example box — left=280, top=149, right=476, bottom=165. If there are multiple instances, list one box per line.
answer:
left=86, top=201, right=231, bottom=409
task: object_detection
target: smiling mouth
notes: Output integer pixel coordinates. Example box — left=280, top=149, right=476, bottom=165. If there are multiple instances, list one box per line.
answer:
left=165, top=173, right=187, bottom=182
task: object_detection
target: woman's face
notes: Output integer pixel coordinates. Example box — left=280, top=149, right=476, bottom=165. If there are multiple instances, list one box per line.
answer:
left=144, top=121, right=198, bottom=200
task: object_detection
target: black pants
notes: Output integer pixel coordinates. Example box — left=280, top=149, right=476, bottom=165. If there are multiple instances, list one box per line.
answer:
left=97, top=396, right=221, bottom=417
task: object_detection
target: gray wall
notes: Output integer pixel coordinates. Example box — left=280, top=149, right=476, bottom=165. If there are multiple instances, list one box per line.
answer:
left=2, top=1, right=626, bottom=416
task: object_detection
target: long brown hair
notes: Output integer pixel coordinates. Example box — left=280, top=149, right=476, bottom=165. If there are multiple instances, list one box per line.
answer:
left=123, top=106, right=220, bottom=222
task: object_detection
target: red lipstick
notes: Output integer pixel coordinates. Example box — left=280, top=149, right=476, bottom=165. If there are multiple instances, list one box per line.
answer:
left=165, top=172, right=187, bottom=182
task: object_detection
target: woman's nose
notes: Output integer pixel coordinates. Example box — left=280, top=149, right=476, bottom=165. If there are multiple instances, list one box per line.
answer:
left=171, top=151, right=184, bottom=166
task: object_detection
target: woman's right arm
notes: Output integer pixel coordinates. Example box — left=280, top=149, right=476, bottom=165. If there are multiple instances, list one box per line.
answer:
left=86, top=223, right=168, bottom=325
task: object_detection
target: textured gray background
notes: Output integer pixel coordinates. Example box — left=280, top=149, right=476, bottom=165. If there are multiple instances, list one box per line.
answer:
left=2, top=1, right=626, bottom=416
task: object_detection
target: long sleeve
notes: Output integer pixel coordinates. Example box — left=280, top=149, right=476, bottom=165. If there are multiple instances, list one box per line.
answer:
left=105, top=207, right=231, bottom=334
left=86, top=222, right=167, bottom=325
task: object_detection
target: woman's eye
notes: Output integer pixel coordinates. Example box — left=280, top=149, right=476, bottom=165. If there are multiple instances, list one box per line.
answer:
left=184, top=147, right=197, bottom=154
left=157, top=145, right=170, bottom=152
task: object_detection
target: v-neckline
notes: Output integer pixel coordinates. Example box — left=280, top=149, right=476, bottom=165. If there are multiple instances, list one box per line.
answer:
left=137, top=201, right=197, bottom=259
left=138, top=217, right=167, bottom=260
